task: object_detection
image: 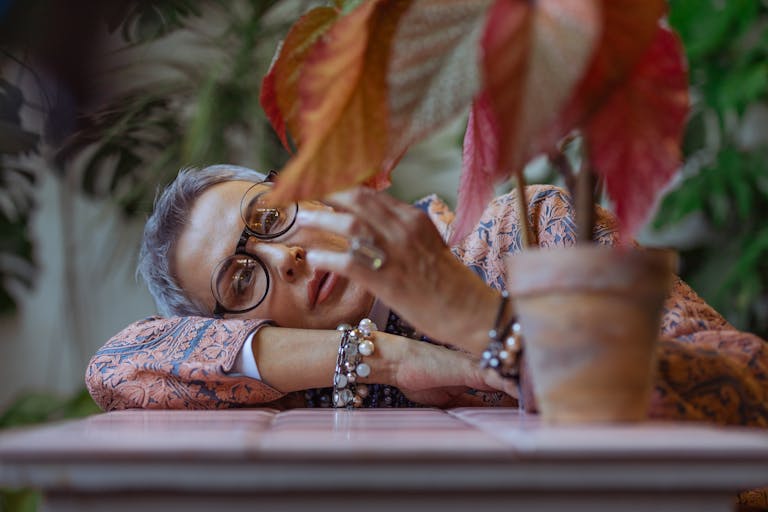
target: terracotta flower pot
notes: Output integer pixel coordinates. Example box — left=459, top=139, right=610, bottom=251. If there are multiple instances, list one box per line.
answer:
left=505, top=245, right=676, bottom=424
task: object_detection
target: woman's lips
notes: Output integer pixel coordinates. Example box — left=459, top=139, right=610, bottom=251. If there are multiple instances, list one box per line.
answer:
left=308, top=271, right=339, bottom=308
left=316, top=272, right=339, bottom=306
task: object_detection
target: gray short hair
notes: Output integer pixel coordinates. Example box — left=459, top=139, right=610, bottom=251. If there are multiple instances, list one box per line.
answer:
left=137, top=164, right=267, bottom=317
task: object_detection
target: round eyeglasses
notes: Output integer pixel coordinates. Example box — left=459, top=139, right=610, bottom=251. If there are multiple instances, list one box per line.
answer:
left=211, top=181, right=299, bottom=317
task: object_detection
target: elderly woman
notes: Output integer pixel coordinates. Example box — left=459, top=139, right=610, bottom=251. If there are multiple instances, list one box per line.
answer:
left=86, top=165, right=767, bottom=424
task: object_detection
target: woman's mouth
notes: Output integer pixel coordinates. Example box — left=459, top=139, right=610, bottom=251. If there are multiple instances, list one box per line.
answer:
left=317, top=272, right=339, bottom=306
left=309, top=271, right=339, bottom=308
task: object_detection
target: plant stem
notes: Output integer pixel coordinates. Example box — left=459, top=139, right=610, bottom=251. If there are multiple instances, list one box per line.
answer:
left=514, top=170, right=532, bottom=248
left=575, top=158, right=595, bottom=244
left=550, top=137, right=596, bottom=243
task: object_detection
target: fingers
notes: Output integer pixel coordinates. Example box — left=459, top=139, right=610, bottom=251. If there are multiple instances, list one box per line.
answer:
left=325, top=188, right=427, bottom=239
left=310, top=188, right=444, bottom=253
left=296, top=209, right=374, bottom=241
left=305, top=249, right=354, bottom=275
left=296, top=189, right=408, bottom=277
left=325, top=187, right=390, bottom=215
left=296, top=187, right=464, bottom=343
left=481, top=369, right=520, bottom=399
left=297, top=208, right=390, bottom=277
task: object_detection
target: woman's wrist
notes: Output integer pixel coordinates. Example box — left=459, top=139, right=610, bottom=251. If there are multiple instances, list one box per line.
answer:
left=254, top=326, right=352, bottom=393
left=437, top=284, right=514, bottom=356
left=366, top=331, right=407, bottom=388
left=255, top=324, right=407, bottom=396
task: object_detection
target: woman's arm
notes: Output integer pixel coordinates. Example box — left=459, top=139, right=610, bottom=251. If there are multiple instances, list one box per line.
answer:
left=256, top=325, right=509, bottom=407
left=86, top=317, right=506, bottom=411
left=85, top=316, right=281, bottom=411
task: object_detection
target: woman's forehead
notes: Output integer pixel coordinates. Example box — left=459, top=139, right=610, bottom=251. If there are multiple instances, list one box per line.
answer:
left=202, top=180, right=263, bottom=220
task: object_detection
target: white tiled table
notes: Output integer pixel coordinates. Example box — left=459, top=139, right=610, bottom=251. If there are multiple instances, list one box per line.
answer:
left=1, top=408, right=766, bottom=512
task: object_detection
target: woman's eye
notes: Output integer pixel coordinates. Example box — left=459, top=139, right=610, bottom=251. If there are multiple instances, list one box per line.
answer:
left=233, top=268, right=254, bottom=296
left=252, top=208, right=282, bottom=234
left=262, top=210, right=280, bottom=232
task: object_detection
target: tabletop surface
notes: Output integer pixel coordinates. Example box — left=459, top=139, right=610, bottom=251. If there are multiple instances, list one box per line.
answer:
left=3, top=408, right=767, bottom=512
left=1, top=407, right=767, bottom=461
left=2, top=408, right=768, bottom=496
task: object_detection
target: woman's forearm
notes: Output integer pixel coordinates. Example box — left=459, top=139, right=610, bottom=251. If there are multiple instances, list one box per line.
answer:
left=252, top=326, right=404, bottom=393
left=252, top=325, right=505, bottom=405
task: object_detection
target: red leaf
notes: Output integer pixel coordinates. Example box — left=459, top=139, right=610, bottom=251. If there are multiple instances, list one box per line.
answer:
left=260, top=59, right=289, bottom=151
left=362, top=146, right=407, bottom=191
left=270, top=0, right=412, bottom=203
left=452, top=91, right=500, bottom=244
left=259, top=6, right=339, bottom=150
left=585, top=26, right=689, bottom=236
left=555, top=0, right=667, bottom=135
left=482, top=0, right=601, bottom=175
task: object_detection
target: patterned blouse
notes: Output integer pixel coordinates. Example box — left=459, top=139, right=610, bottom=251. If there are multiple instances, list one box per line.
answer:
left=86, top=185, right=768, bottom=427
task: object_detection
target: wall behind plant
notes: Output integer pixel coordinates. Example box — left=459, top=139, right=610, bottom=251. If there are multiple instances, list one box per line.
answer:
left=0, top=167, right=155, bottom=408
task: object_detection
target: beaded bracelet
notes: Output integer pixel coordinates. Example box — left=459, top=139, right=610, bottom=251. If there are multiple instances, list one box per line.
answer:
left=480, top=291, right=523, bottom=379
left=333, top=318, right=377, bottom=408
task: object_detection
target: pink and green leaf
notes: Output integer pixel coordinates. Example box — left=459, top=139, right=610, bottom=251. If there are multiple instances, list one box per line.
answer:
left=482, top=0, right=601, bottom=175
left=260, top=60, right=289, bottom=151
left=385, top=0, right=491, bottom=157
left=451, top=0, right=600, bottom=239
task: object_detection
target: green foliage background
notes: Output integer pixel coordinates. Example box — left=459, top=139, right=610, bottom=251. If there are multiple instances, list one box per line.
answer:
left=656, top=0, right=768, bottom=338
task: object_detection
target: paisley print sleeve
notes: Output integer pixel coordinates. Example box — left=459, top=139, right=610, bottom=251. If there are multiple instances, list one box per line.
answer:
left=414, top=193, right=455, bottom=241
left=651, top=278, right=768, bottom=426
left=85, top=316, right=285, bottom=411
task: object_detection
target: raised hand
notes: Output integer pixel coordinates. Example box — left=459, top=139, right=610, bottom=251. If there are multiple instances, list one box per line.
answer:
left=295, top=187, right=502, bottom=355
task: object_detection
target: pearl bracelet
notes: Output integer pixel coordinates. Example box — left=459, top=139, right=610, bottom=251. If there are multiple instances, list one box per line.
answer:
left=480, top=291, right=523, bottom=379
left=333, top=318, right=377, bottom=408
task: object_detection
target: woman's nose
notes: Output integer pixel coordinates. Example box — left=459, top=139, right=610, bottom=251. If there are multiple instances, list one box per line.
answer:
left=250, top=242, right=306, bottom=283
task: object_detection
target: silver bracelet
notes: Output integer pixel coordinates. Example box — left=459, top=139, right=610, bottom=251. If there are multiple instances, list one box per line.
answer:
left=480, top=291, right=523, bottom=379
left=333, top=318, right=377, bottom=408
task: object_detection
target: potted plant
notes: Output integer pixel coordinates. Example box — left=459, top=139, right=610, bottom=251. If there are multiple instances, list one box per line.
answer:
left=259, top=0, right=689, bottom=423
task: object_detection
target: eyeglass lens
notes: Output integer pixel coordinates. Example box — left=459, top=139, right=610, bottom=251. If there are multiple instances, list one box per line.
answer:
left=241, top=185, right=298, bottom=238
left=213, top=255, right=269, bottom=313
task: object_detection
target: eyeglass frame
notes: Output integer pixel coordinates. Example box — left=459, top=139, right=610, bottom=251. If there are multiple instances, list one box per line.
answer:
left=210, top=171, right=299, bottom=318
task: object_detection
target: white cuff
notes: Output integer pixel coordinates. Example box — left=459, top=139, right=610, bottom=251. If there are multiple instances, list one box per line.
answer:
left=232, top=331, right=262, bottom=380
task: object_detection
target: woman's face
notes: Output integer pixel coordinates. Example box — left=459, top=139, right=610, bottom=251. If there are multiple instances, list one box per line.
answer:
left=174, top=180, right=375, bottom=328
